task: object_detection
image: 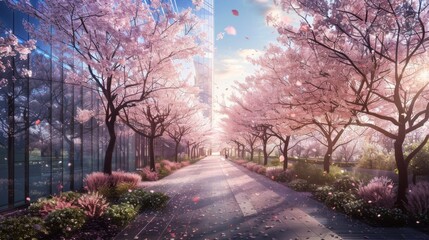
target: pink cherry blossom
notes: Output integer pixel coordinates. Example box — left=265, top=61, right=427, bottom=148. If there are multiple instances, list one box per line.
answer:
left=224, top=26, right=237, bottom=35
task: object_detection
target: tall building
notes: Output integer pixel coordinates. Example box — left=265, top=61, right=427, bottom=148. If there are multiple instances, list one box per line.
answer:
left=165, top=0, right=214, bottom=120
left=0, top=0, right=213, bottom=212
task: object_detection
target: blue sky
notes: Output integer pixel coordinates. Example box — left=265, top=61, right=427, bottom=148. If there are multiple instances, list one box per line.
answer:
left=213, top=1, right=283, bottom=113
left=215, top=0, right=278, bottom=56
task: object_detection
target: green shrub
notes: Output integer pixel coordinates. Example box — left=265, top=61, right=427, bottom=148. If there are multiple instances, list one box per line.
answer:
left=313, top=186, right=335, bottom=202
left=357, top=145, right=396, bottom=170
left=28, top=197, right=49, bottom=217
left=0, top=216, right=47, bottom=240
left=343, top=198, right=366, bottom=218
left=141, top=191, right=170, bottom=210
left=158, top=167, right=170, bottom=179
left=288, top=179, right=316, bottom=192
left=115, top=182, right=138, bottom=197
left=324, top=191, right=357, bottom=212
left=45, top=208, right=86, bottom=237
left=118, top=189, right=169, bottom=211
left=332, top=176, right=359, bottom=193
left=59, top=191, right=82, bottom=203
left=104, top=203, right=137, bottom=227
left=292, top=161, right=338, bottom=185
left=118, top=189, right=144, bottom=211
left=270, top=159, right=280, bottom=166
left=409, top=143, right=429, bottom=182
left=362, top=207, right=407, bottom=227
left=98, top=182, right=137, bottom=200
left=98, top=185, right=116, bottom=200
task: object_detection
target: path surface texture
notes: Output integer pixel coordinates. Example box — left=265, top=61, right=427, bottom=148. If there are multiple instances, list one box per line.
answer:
left=115, top=156, right=429, bottom=240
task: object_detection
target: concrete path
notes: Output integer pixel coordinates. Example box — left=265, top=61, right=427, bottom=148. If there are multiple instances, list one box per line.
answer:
left=114, top=156, right=429, bottom=240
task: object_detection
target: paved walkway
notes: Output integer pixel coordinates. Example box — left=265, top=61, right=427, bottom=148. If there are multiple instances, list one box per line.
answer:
left=114, top=156, right=429, bottom=240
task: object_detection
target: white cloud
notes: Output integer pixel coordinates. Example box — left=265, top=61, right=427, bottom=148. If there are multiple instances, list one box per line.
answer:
left=213, top=50, right=261, bottom=132
left=244, top=0, right=299, bottom=27
left=214, top=50, right=259, bottom=101
left=265, top=4, right=298, bottom=26
left=238, top=48, right=262, bottom=59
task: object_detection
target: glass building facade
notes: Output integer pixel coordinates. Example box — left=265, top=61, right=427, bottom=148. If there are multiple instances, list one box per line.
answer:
left=0, top=0, right=213, bottom=212
left=0, top=2, right=138, bottom=211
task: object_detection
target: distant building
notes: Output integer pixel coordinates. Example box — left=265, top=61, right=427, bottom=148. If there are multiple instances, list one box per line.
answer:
left=157, top=0, right=214, bottom=119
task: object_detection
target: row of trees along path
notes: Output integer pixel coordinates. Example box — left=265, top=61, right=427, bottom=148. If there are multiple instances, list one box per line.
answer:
left=221, top=0, right=429, bottom=210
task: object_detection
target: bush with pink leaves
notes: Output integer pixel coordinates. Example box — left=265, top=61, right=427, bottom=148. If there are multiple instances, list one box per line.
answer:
left=110, top=171, right=141, bottom=188
left=357, top=176, right=396, bottom=208
left=234, top=159, right=248, bottom=165
left=137, top=167, right=159, bottom=181
left=252, top=164, right=266, bottom=174
left=161, top=159, right=178, bottom=171
left=29, top=196, right=77, bottom=217
left=181, top=161, right=190, bottom=167
left=84, top=171, right=141, bottom=192
left=77, top=192, right=109, bottom=218
left=256, top=165, right=264, bottom=173
left=245, top=162, right=256, bottom=170
left=266, top=168, right=295, bottom=182
left=84, top=172, right=110, bottom=192
left=405, top=181, right=429, bottom=223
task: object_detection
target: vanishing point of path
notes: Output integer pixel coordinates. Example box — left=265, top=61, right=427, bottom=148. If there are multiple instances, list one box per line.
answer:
left=115, top=156, right=429, bottom=240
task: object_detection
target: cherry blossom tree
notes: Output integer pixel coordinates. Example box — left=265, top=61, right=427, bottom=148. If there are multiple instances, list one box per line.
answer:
left=183, top=117, right=211, bottom=159
left=222, top=87, right=277, bottom=165
left=245, top=43, right=355, bottom=172
left=220, top=99, right=257, bottom=161
left=244, top=46, right=312, bottom=170
left=275, top=0, right=429, bottom=206
left=122, top=86, right=202, bottom=171
left=241, top=132, right=259, bottom=161
left=167, top=118, right=195, bottom=162
left=7, top=0, right=203, bottom=174
left=0, top=31, right=35, bottom=86
left=166, top=101, right=207, bottom=163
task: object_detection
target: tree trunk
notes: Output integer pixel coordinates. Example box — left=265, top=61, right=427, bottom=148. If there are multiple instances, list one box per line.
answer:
left=192, top=146, right=196, bottom=159
left=263, top=140, right=268, bottom=166
left=148, top=137, right=155, bottom=171
left=323, top=144, right=333, bottom=173
left=250, top=147, right=254, bottom=161
left=282, top=136, right=290, bottom=171
left=174, top=140, right=179, bottom=163
left=394, top=138, right=408, bottom=209
left=241, top=144, right=245, bottom=159
left=68, top=140, right=75, bottom=190
left=7, top=94, right=14, bottom=208
left=103, top=115, right=117, bottom=175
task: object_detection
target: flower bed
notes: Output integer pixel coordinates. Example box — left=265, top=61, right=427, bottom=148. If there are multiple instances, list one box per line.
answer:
left=230, top=158, right=429, bottom=229
left=0, top=171, right=170, bottom=240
